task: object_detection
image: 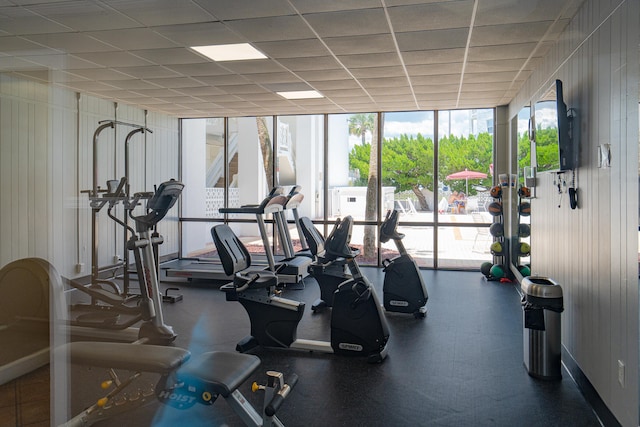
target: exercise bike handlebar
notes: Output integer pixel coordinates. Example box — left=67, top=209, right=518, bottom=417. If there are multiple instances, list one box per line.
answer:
left=380, top=209, right=405, bottom=243
left=265, top=373, right=299, bottom=417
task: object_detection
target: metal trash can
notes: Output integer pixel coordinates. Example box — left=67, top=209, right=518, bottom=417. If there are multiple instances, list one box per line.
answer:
left=521, top=276, right=564, bottom=380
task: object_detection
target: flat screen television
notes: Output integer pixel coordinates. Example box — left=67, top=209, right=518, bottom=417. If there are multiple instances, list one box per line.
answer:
left=533, top=79, right=575, bottom=172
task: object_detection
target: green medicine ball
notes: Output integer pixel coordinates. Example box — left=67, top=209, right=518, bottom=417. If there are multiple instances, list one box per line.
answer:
left=490, top=264, right=505, bottom=278
left=519, top=242, right=531, bottom=255
left=518, top=265, right=531, bottom=276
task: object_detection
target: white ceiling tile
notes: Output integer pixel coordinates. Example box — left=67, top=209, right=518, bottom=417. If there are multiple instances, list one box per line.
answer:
left=224, top=16, right=315, bottom=42
left=193, top=0, right=295, bottom=20
left=21, top=54, right=102, bottom=70
left=130, top=48, right=208, bottom=65
left=337, top=52, right=401, bottom=68
left=261, top=82, right=315, bottom=92
left=164, top=62, right=231, bottom=77
left=360, top=77, right=409, bottom=88
left=105, top=80, right=166, bottom=90
left=303, top=8, right=388, bottom=37
left=277, top=56, right=342, bottom=72
left=402, top=48, right=466, bottom=65
left=219, top=60, right=288, bottom=74
left=463, top=71, right=519, bottom=83
left=324, top=34, right=396, bottom=55
left=152, top=22, right=244, bottom=47
left=87, top=28, right=179, bottom=50
left=410, top=74, right=460, bottom=85
left=320, top=88, right=368, bottom=98
left=102, top=0, right=215, bottom=26
left=475, top=0, right=576, bottom=26
left=173, top=85, right=226, bottom=96
left=112, top=66, right=183, bottom=79
left=396, top=29, right=470, bottom=51
left=291, top=0, right=380, bottom=14
left=24, top=2, right=140, bottom=31
left=407, top=63, right=464, bottom=76
left=247, top=72, right=306, bottom=84
left=387, top=1, right=475, bottom=32
left=143, top=76, right=204, bottom=88
left=309, top=80, right=363, bottom=91
left=194, top=75, right=252, bottom=86
left=471, top=22, right=554, bottom=46
left=413, top=84, right=460, bottom=94
left=467, top=43, right=538, bottom=61
left=0, top=0, right=586, bottom=116
left=0, top=6, right=72, bottom=35
left=351, top=66, right=406, bottom=79
left=73, top=51, right=155, bottom=67
left=22, top=33, right=116, bottom=53
left=296, top=69, right=353, bottom=81
left=253, top=39, right=329, bottom=59
left=65, top=68, right=137, bottom=80
left=465, top=59, right=527, bottom=73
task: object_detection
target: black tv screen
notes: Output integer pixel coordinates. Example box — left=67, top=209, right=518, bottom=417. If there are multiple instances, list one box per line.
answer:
left=534, top=79, right=574, bottom=172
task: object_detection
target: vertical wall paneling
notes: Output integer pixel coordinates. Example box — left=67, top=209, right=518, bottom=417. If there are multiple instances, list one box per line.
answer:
left=0, top=76, right=179, bottom=276
left=508, top=0, right=639, bottom=425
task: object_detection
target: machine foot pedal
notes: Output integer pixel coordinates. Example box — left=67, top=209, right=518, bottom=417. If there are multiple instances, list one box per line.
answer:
left=163, top=288, right=183, bottom=303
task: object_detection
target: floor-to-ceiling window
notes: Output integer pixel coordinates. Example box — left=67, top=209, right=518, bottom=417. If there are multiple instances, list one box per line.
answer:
left=437, top=109, right=494, bottom=269
left=381, top=111, right=435, bottom=268
left=275, top=115, right=324, bottom=253
left=179, top=109, right=494, bottom=270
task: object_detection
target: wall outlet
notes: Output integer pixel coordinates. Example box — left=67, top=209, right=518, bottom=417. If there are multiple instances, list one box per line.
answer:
left=75, top=263, right=84, bottom=274
left=617, top=360, right=625, bottom=387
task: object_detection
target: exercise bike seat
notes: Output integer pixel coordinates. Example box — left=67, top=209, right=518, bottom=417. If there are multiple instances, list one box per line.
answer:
left=59, top=341, right=191, bottom=374
left=177, top=351, right=261, bottom=398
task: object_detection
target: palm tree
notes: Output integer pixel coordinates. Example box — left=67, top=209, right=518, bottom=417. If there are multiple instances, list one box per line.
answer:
left=256, top=117, right=274, bottom=190
left=348, top=113, right=377, bottom=258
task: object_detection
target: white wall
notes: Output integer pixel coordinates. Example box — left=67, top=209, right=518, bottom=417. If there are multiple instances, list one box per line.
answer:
left=0, top=74, right=180, bottom=279
left=508, top=0, right=639, bottom=425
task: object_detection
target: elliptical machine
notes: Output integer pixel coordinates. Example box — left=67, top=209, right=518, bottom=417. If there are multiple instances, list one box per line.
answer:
left=380, top=209, right=428, bottom=318
left=212, top=215, right=389, bottom=363
left=65, top=178, right=184, bottom=344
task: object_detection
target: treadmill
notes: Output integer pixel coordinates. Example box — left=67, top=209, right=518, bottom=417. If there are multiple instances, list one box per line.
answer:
left=163, top=186, right=310, bottom=285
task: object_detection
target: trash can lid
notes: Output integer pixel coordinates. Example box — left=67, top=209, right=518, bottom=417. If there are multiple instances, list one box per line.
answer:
left=521, top=276, right=562, bottom=298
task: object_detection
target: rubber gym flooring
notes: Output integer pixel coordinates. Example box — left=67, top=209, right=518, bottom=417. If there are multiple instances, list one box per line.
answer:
left=9, top=268, right=605, bottom=426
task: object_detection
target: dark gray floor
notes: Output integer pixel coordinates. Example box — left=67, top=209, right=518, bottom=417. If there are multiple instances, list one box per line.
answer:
left=66, top=268, right=603, bottom=427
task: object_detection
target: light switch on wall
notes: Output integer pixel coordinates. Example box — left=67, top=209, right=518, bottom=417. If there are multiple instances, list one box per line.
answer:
left=598, top=144, right=611, bottom=168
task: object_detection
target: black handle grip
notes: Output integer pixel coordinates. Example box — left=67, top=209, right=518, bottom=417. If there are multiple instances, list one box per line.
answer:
left=265, top=373, right=299, bottom=417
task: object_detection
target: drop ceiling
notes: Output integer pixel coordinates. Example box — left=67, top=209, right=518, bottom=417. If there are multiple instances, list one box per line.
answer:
left=0, top=0, right=585, bottom=118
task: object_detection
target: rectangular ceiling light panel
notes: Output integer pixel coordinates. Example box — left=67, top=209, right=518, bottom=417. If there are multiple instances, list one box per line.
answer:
left=276, top=90, right=324, bottom=99
left=191, top=43, right=267, bottom=61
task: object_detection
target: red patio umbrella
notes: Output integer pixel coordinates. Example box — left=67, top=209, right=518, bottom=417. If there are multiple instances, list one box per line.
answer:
left=446, top=168, right=488, bottom=194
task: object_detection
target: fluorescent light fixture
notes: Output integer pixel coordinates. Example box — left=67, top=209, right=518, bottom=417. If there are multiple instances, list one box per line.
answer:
left=277, top=90, right=324, bottom=100
left=191, top=43, right=267, bottom=61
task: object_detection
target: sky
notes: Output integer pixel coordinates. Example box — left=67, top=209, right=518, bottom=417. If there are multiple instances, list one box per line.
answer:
left=387, top=109, right=494, bottom=139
